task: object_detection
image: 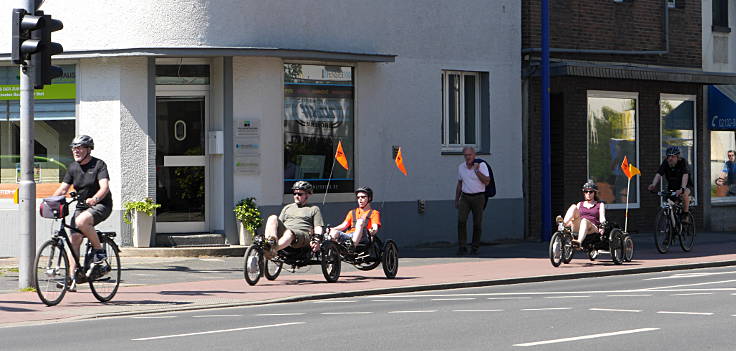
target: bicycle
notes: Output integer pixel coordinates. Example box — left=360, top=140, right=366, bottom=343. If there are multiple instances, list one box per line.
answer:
left=653, top=190, right=695, bottom=253
left=34, top=192, right=121, bottom=306
left=549, top=217, right=629, bottom=267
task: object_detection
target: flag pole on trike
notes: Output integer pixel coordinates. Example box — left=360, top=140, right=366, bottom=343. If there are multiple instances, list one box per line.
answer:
left=620, top=156, right=641, bottom=233
left=324, top=140, right=349, bottom=205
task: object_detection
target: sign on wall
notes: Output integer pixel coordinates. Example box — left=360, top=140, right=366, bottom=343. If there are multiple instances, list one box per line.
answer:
left=709, top=85, right=736, bottom=130
left=234, top=118, right=260, bottom=175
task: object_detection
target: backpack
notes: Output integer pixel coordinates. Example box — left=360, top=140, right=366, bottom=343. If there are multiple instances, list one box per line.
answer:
left=473, top=158, right=496, bottom=198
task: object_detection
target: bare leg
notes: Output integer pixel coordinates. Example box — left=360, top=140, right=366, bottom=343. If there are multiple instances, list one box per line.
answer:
left=563, top=204, right=579, bottom=227
left=264, top=215, right=279, bottom=241
left=69, top=232, right=83, bottom=277
left=683, top=188, right=691, bottom=213
left=276, top=230, right=295, bottom=251
left=74, top=211, right=102, bottom=250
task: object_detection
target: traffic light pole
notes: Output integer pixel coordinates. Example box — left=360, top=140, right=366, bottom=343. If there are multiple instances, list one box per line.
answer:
left=18, top=0, right=36, bottom=290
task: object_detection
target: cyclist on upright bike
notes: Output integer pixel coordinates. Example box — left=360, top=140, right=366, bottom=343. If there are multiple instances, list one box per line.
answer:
left=648, top=146, right=692, bottom=224
left=52, top=135, right=113, bottom=291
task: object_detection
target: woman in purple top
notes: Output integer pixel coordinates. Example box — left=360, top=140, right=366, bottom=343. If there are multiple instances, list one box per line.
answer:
left=562, top=180, right=607, bottom=245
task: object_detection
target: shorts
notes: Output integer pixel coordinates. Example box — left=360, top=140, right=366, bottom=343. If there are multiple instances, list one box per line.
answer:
left=73, top=203, right=112, bottom=226
left=334, top=230, right=369, bottom=243
left=276, top=219, right=311, bottom=249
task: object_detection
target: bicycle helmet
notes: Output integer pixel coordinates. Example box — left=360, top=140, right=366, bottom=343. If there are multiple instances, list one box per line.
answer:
left=291, top=181, right=314, bottom=194
left=69, top=135, right=94, bottom=150
left=665, top=146, right=680, bottom=156
left=354, top=186, right=373, bottom=202
left=581, top=180, right=598, bottom=192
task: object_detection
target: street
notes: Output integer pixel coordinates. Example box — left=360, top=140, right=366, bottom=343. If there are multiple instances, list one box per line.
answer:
left=2, top=265, right=735, bottom=350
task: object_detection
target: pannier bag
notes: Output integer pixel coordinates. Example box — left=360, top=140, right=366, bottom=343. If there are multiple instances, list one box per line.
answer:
left=40, top=196, right=68, bottom=219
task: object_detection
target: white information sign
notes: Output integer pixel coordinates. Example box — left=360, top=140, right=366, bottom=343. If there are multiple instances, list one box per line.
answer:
left=234, top=119, right=260, bottom=174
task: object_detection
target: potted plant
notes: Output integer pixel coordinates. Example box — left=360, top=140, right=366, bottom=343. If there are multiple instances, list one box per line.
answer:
left=123, top=198, right=161, bottom=248
left=234, top=197, right=263, bottom=245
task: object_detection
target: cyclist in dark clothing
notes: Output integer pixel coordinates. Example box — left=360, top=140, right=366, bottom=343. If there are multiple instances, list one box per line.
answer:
left=52, top=135, right=112, bottom=290
left=648, top=146, right=692, bottom=223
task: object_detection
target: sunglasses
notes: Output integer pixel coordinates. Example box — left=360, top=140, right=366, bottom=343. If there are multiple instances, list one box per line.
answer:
left=583, top=190, right=595, bottom=194
left=293, top=192, right=306, bottom=196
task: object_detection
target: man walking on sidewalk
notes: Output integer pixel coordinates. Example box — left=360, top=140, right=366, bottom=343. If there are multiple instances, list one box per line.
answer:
left=455, top=146, right=490, bottom=255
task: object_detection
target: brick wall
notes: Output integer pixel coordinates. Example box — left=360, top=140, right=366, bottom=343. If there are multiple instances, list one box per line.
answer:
left=526, top=76, right=704, bottom=239
left=523, top=0, right=702, bottom=68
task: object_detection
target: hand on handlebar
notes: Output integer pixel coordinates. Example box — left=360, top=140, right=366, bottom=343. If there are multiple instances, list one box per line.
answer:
left=647, top=184, right=656, bottom=192
left=716, top=177, right=726, bottom=186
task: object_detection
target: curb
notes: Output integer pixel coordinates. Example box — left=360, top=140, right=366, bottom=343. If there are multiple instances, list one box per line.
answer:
left=119, top=246, right=247, bottom=257
left=77, top=258, right=736, bottom=321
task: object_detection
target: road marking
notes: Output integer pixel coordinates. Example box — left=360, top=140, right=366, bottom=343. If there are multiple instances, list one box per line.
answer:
left=521, top=307, right=571, bottom=311
left=199, top=258, right=224, bottom=262
left=320, top=312, right=373, bottom=315
left=487, top=297, right=532, bottom=300
left=657, top=311, right=714, bottom=316
left=544, top=296, right=589, bottom=299
left=256, top=313, right=305, bottom=316
left=589, top=308, right=641, bottom=313
left=513, top=328, right=659, bottom=347
left=607, top=294, right=652, bottom=297
left=131, top=316, right=177, bottom=319
left=134, top=273, right=155, bottom=276
left=132, top=322, right=305, bottom=341
left=431, top=298, right=476, bottom=301
left=645, top=271, right=736, bottom=280
left=388, top=310, right=437, bottom=314
left=313, top=300, right=355, bottom=303
left=371, top=299, right=416, bottom=302
left=452, top=309, right=503, bottom=312
left=192, top=314, right=242, bottom=318
left=646, top=279, right=736, bottom=291
left=671, top=293, right=713, bottom=296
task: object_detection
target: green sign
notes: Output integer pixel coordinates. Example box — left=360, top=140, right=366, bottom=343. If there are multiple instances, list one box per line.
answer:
left=0, top=83, right=75, bottom=100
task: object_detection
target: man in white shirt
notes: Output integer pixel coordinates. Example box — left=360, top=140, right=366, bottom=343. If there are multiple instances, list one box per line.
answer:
left=455, top=147, right=490, bottom=255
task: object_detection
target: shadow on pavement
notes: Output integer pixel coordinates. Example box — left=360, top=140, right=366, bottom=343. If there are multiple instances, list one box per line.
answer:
left=159, top=290, right=235, bottom=296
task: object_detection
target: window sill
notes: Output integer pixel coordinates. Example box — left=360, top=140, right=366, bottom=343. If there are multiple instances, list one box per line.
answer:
left=711, top=198, right=736, bottom=206
left=441, top=151, right=491, bottom=156
left=712, top=25, right=732, bottom=34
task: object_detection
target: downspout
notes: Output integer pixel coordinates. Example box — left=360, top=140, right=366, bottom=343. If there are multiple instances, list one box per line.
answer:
left=541, top=0, right=552, bottom=241
left=522, top=1, right=669, bottom=55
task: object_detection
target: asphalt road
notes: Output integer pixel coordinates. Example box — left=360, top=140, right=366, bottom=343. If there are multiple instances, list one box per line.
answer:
left=2, top=265, right=736, bottom=350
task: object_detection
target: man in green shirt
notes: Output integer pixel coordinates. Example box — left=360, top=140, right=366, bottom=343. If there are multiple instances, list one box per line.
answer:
left=264, top=181, right=324, bottom=258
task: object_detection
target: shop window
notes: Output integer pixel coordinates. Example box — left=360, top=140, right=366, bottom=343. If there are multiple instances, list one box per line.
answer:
left=283, top=64, right=354, bottom=195
left=442, top=71, right=481, bottom=151
left=587, top=91, right=639, bottom=209
left=0, top=65, right=76, bottom=201
left=660, top=95, right=697, bottom=204
left=711, top=131, right=736, bottom=202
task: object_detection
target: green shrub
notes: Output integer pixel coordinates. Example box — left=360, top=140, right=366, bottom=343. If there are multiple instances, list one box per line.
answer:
left=234, top=197, right=263, bottom=234
left=123, top=197, right=161, bottom=224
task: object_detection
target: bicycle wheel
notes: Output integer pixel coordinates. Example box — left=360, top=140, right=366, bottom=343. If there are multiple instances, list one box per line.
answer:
left=264, top=259, right=283, bottom=281
left=89, top=236, right=122, bottom=302
left=34, top=239, right=69, bottom=306
left=243, top=245, right=263, bottom=286
left=679, top=212, right=696, bottom=252
left=381, top=240, right=399, bottom=279
left=623, top=234, right=634, bottom=262
left=654, top=210, right=671, bottom=254
left=355, top=239, right=382, bottom=271
left=549, top=232, right=563, bottom=267
left=609, top=229, right=624, bottom=265
left=561, top=232, right=573, bottom=264
left=321, top=241, right=341, bottom=283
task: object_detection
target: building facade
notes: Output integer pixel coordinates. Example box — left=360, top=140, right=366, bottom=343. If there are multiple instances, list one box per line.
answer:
left=0, top=0, right=524, bottom=255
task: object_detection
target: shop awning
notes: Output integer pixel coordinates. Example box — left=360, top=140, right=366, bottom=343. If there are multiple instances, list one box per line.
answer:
left=709, top=85, right=736, bottom=130
left=0, top=46, right=396, bottom=63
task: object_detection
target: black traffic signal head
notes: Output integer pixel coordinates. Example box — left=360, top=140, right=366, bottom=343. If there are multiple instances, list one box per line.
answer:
left=11, top=8, right=43, bottom=64
left=30, top=13, right=64, bottom=88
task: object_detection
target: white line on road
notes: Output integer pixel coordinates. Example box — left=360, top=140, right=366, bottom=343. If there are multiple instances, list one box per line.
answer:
left=132, top=322, right=305, bottom=341
left=671, top=293, right=713, bottom=296
left=544, top=296, right=589, bottom=299
left=645, top=279, right=736, bottom=291
left=513, top=328, right=659, bottom=347
left=388, top=310, right=437, bottom=314
left=607, top=294, right=652, bottom=297
left=521, top=307, right=572, bottom=311
left=589, top=308, right=641, bottom=313
left=452, top=309, right=503, bottom=312
left=131, top=316, right=177, bottom=319
left=313, top=300, right=356, bottom=303
left=370, top=299, right=416, bottom=302
left=192, top=314, right=242, bottom=318
left=431, top=298, right=476, bottom=301
left=256, top=313, right=305, bottom=316
left=645, top=271, right=736, bottom=280
left=320, top=312, right=373, bottom=315
left=487, top=297, right=532, bottom=300
left=657, top=311, right=714, bottom=316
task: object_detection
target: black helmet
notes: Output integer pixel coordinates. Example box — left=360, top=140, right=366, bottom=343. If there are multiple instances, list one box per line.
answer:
left=291, top=181, right=314, bottom=194
left=582, top=180, right=598, bottom=192
left=354, top=186, right=373, bottom=202
left=665, top=146, right=680, bottom=156
left=69, top=135, right=94, bottom=150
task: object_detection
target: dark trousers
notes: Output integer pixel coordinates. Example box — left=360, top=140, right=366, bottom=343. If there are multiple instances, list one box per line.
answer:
left=458, top=193, right=485, bottom=249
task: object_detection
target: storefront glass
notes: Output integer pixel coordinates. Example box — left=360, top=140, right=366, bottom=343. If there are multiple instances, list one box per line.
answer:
left=660, top=96, right=696, bottom=202
left=587, top=92, right=639, bottom=208
left=708, top=85, right=736, bottom=203
left=283, top=64, right=354, bottom=194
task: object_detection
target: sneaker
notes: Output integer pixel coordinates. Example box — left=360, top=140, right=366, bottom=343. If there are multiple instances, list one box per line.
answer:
left=456, top=247, right=468, bottom=256
left=56, top=277, right=77, bottom=292
left=263, top=247, right=277, bottom=260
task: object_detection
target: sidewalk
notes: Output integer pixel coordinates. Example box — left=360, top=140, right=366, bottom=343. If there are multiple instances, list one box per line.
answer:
left=1, top=232, right=735, bottom=327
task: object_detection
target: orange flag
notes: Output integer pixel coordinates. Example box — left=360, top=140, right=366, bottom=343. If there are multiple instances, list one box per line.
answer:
left=620, top=156, right=632, bottom=179
left=335, top=141, right=349, bottom=170
left=395, top=147, right=408, bottom=176
left=628, top=164, right=641, bottom=177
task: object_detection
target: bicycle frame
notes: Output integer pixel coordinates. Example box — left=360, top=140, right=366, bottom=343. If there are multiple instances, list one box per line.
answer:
left=50, top=195, right=96, bottom=278
left=658, top=191, right=682, bottom=238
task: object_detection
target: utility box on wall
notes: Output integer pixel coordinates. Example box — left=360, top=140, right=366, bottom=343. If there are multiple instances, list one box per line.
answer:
left=208, top=131, right=224, bottom=155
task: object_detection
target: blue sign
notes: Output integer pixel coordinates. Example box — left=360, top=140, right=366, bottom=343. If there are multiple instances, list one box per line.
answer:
left=709, top=85, right=736, bottom=130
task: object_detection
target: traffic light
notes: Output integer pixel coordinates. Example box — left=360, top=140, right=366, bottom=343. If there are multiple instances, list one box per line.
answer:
left=10, top=9, right=63, bottom=88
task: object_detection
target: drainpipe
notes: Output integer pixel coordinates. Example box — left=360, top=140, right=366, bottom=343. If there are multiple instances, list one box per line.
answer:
left=541, top=0, right=551, bottom=241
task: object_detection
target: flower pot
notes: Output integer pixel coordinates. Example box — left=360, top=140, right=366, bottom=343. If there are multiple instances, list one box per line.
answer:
left=132, top=211, right=154, bottom=248
left=238, top=222, right=254, bottom=246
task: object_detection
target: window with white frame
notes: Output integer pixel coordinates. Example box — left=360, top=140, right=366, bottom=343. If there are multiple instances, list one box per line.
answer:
left=442, top=71, right=480, bottom=151
left=711, top=131, right=736, bottom=202
left=660, top=94, right=697, bottom=204
left=587, top=91, right=639, bottom=209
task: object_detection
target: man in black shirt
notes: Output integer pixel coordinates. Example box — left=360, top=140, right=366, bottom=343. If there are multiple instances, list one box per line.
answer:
left=52, top=135, right=112, bottom=290
left=647, top=146, right=692, bottom=223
